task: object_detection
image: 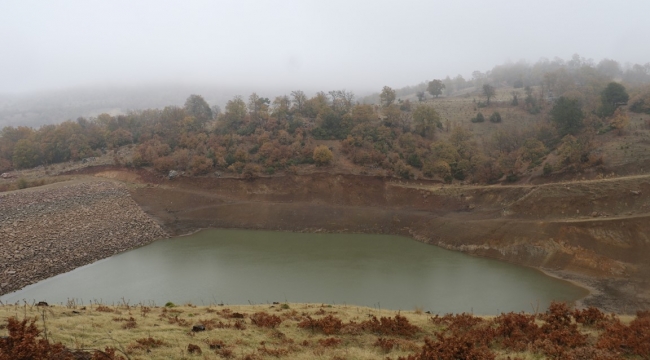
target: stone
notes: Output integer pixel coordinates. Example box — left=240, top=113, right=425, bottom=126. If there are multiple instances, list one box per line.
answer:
left=192, top=324, right=206, bottom=332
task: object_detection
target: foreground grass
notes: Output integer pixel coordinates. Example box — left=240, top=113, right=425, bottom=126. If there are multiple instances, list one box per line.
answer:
left=0, top=302, right=647, bottom=359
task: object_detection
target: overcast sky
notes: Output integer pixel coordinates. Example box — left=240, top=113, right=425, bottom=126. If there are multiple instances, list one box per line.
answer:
left=1, top=0, right=649, bottom=94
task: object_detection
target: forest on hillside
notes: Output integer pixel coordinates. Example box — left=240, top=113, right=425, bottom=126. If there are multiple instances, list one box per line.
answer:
left=1, top=56, right=650, bottom=184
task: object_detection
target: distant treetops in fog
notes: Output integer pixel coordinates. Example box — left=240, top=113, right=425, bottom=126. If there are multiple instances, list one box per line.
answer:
left=1, top=55, right=649, bottom=184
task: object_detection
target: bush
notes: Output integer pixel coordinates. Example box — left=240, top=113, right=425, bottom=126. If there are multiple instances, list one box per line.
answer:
left=597, top=313, right=650, bottom=358
left=298, top=315, right=343, bottom=335
left=406, top=153, right=422, bottom=168
left=399, top=334, right=495, bottom=360
left=543, top=163, right=553, bottom=176
left=471, top=112, right=485, bottom=123
left=0, top=158, right=12, bottom=173
left=242, top=163, right=261, bottom=180
left=0, top=317, right=126, bottom=360
left=313, top=145, right=333, bottom=166
left=361, top=315, right=420, bottom=338
left=16, top=178, right=28, bottom=189
left=250, top=312, right=282, bottom=328
left=489, top=111, right=502, bottom=123
left=188, top=155, right=213, bottom=175
left=393, top=159, right=414, bottom=179
left=423, top=160, right=452, bottom=182
left=153, top=156, right=175, bottom=173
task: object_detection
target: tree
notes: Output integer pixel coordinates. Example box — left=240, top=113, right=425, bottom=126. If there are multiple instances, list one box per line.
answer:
left=550, top=96, right=584, bottom=137
left=223, top=96, right=247, bottom=131
left=290, top=90, right=307, bottom=113
left=12, top=138, right=41, bottom=169
left=489, top=111, right=502, bottom=123
left=511, top=92, right=519, bottom=106
left=412, top=105, right=441, bottom=138
left=610, top=108, right=629, bottom=135
left=596, top=59, right=622, bottom=79
left=427, top=79, right=445, bottom=98
left=482, top=84, right=496, bottom=105
left=329, top=90, right=355, bottom=113
left=184, top=94, right=213, bottom=124
left=380, top=86, right=396, bottom=107
left=313, top=145, right=333, bottom=166
left=599, top=82, right=629, bottom=117
left=416, top=91, right=426, bottom=102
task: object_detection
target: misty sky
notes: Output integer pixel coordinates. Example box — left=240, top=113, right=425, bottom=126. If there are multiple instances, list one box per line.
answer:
left=2, top=0, right=649, bottom=94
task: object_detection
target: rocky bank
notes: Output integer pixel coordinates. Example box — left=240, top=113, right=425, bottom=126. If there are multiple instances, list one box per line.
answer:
left=0, top=179, right=167, bottom=297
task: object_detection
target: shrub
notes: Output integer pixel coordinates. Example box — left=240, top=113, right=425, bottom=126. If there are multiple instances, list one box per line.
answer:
left=0, top=317, right=71, bottom=360
left=318, top=337, right=342, bottom=347
left=187, top=344, right=202, bottom=354
left=188, top=155, right=213, bottom=176
left=492, top=312, right=540, bottom=351
left=471, top=112, right=485, bottom=123
left=597, top=313, right=650, bottom=358
left=573, top=307, right=607, bottom=327
left=153, top=156, right=175, bottom=173
left=16, top=178, right=28, bottom=189
left=250, top=312, right=282, bottom=328
left=543, top=163, right=553, bottom=176
left=241, top=163, right=261, bottom=180
left=398, top=334, right=495, bottom=360
left=393, top=159, right=414, bottom=179
left=489, top=111, right=502, bottom=123
left=361, top=315, right=420, bottom=338
left=128, top=337, right=166, bottom=352
left=424, top=160, right=451, bottom=182
left=375, top=337, right=398, bottom=353
left=298, top=315, right=343, bottom=335
left=313, top=145, right=333, bottom=166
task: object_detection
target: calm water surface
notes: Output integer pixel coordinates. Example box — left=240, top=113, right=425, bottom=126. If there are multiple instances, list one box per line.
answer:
left=1, top=229, right=587, bottom=314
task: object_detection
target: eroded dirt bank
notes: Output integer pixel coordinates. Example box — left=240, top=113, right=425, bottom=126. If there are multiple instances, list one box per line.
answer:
left=0, top=179, right=167, bottom=296
left=127, top=170, right=650, bottom=313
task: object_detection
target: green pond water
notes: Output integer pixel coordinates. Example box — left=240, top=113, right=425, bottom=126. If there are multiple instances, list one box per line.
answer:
left=0, top=229, right=588, bottom=314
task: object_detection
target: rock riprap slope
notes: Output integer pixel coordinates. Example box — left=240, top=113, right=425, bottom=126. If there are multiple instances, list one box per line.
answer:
left=0, top=180, right=167, bottom=297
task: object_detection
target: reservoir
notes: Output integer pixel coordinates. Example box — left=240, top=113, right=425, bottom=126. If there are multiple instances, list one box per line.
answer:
left=0, top=229, right=587, bottom=314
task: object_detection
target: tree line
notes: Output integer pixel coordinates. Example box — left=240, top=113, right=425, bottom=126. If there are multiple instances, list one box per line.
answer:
left=1, top=57, right=649, bottom=183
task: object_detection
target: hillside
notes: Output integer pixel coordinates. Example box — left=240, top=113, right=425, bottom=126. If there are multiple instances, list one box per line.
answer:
left=2, top=57, right=650, bottom=316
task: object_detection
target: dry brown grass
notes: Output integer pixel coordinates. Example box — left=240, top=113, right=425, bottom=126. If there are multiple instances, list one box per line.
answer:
left=0, top=302, right=640, bottom=360
left=0, top=302, right=435, bottom=359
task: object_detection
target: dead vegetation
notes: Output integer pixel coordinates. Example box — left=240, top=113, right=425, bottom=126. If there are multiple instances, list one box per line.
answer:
left=1, top=302, right=648, bottom=360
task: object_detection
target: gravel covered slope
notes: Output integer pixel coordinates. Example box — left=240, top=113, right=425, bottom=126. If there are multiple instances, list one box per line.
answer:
left=0, top=179, right=167, bottom=297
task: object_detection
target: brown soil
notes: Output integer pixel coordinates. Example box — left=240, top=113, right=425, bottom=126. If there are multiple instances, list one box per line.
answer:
left=5, top=164, right=650, bottom=313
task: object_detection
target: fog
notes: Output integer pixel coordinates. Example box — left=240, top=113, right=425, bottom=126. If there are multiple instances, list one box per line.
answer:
left=1, top=0, right=649, bottom=124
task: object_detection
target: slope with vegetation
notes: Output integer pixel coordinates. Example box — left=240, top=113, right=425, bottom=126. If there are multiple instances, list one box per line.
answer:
left=1, top=301, right=650, bottom=360
left=1, top=57, right=649, bottom=186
